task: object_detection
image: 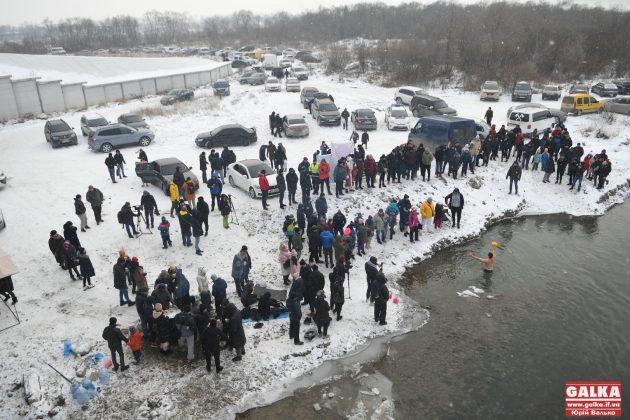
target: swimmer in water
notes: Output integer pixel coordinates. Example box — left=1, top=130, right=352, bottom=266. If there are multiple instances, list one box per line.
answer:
left=469, top=251, right=496, bottom=272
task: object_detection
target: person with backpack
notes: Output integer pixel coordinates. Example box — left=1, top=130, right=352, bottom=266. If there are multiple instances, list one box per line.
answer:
left=102, top=317, right=129, bottom=371
left=85, top=185, right=104, bottom=225
left=218, top=194, right=231, bottom=229
left=77, top=247, right=95, bottom=290
left=182, top=178, right=196, bottom=210
left=174, top=305, right=196, bottom=363
left=105, top=153, right=117, bottom=183
left=158, top=216, right=172, bottom=248
left=207, top=175, right=223, bottom=211
left=118, top=202, right=139, bottom=238
left=201, top=319, right=226, bottom=373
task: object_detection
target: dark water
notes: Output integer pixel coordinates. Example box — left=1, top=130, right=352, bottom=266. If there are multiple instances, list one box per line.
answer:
left=241, top=204, right=630, bottom=419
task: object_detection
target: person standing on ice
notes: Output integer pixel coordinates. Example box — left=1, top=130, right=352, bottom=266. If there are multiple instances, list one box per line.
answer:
left=444, top=188, right=464, bottom=229
left=373, top=272, right=389, bottom=325
left=74, top=194, right=90, bottom=232
left=484, top=107, right=493, bottom=125
left=105, top=153, right=117, bottom=183
left=506, top=160, right=522, bottom=194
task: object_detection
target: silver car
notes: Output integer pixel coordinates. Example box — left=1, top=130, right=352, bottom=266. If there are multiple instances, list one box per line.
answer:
left=117, top=113, right=149, bottom=129
left=283, top=114, right=309, bottom=137
left=286, top=77, right=300, bottom=92
left=88, top=123, right=155, bottom=153
left=604, top=97, right=630, bottom=115
left=80, top=113, right=109, bottom=136
left=244, top=72, right=267, bottom=85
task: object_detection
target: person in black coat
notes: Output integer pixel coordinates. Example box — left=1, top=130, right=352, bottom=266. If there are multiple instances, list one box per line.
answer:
left=77, top=247, right=95, bottom=289
left=49, top=230, right=66, bottom=268
left=63, top=221, right=81, bottom=248
left=102, top=317, right=129, bottom=371
left=140, top=191, right=159, bottom=229
left=258, top=292, right=283, bottom=321
left=105, top=153, right=117, bottom=183
left=199, top=152, right=209, bottom=183
left=373, top=273, right=389, bottom=325
left=114, top=150, right=127, bottom=179
left=197, top=197, right=210, bottom=236
left=113, top=257, right=133, bottom=306
left=506, top=161, right=522, bottom=195
left=223, top=302, right=246, bottom=361
left=0, top=275, right=17, bottom=304
left=119, top=202, right=139, bottom=238
left=287, top=292, right=304, bottom=345
left=276, top=169, right=287, bottom=209
left=201, top=319, right=226, bottom=373
left=313, top=291, right=331, bottom=337
left=444, top=188, right=464, bottom=229
left=173, top=167, right=185, bottom=196
left=330, top=273, right=344, bottom=321
left=286, top=168, right=299, bottom=205
left=308, top=265, right=325, bottom=315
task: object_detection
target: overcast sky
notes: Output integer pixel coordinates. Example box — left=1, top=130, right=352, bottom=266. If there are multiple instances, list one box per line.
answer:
left=1, top=0, right=627, bottom=25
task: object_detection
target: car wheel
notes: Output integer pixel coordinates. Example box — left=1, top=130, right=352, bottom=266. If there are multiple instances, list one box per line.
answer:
left=101, top=143, right=113, bottom=153
left=229, top=176, right=235, bottom=187
left=139, top=137, right=151, bottom=147
left=395, top=97, right=403, bottom=105
left=412, top=109, right=419, bottom=117
left=249, top=187, right=257, bottom=199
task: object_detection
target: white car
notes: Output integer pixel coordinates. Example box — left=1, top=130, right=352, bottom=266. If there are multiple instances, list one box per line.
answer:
left=291, top=65, right=309, bottom=80
left=283, top=114, right=309, bottom=137
left=279, top=58, right=293, bottom=68
left=384, top=105, right=410, bottom=130
left=286, top=77, right=301, bottom=92
left=474, top=119, right=491, bottom=138
left=226, top=159, right=279, bottom=199
left=394, top=86, right=426, bottom=105
left=265, top=77, right=281, bottom=92
left=283, top=48, right=297, bottom=57
left=480, top=81, right=501, bottom=101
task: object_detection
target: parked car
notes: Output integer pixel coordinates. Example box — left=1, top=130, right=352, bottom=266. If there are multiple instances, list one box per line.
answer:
left=410, top=94, right=457, bottom=117
left=195, top=124, right=257, bottom=148
left=135, top=158, right=199, bottom=196
left=271, top=67, right=284, bottom=79
left=45, top=119, right=78, bottom=148
left=283, top=114, right=309, bottom=137
left=542, top=85, right=562, bottom=100
left=394, top=86, right=426, bottom=105
left=591, top=82, right=618, bottom=97
left=279, top=58, right=293, bottom=68
left=474, top=119, right=491, bottom=138
left=507, top=106, right=556, bottom=135
left=212, top=79, right=230, bottom=96
left=231, top=60, right=248, bottom=69
left=263, top=54, right=278, bottom=69
left=243, top=72, right=267, bottom=85
left=480, top=81, right=501, bottom=101
left=511, top=81, right=532, bottom=102
left=300, top=54, right=321, bottom=63
left=311, top=98, right=341, bottom=126
left=569, top=83, right=589, bottom=94
left=285, top=77, right=301, bottom=92
left=80, top=113, right=109, bottom=136
left=560, top=94, right=604, bottom=116
left=88, top=124, right=155, bottom=153
left=117, top=113, right=149, bottom=129
left=612, top=79, right=630, bottom=95
left=384, top=104, right=410, bottom=130
left=265, top=77, right=281, bottom=92
left=294, top=51, right=312, bottom=60
left=603, top=97, right=630, bottom=115
left=283, top=48, right=297, bottom=57
left=50, top=47, right=66, bottom=55
left=300, top=87, right=319, bottom=108
left=160, top=89, right=194, bottom=105
left=291, top=65, right=309, bottom=80
left=506, top=103, right=567, bottom=123
left=227, top=159, right=279, bottom=199
left=408, top=116, right=477, bottom=150
left=351, top=108, right=378, bottom=130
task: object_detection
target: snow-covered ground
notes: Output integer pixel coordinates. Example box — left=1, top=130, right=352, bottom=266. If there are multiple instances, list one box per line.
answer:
left=0, top=68, right=629, bottom=419
left=0, top=53, right=224, bottom=84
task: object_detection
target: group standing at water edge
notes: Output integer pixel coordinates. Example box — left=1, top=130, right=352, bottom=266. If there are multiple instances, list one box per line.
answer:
left=39, top=111, right=616, bottom=378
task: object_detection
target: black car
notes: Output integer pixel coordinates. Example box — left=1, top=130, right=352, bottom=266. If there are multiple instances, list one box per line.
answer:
left=195, top=124, right=257, bottom=148
left=135, top=158, right=199, bottom=196
left=591, top=82, right=618, bottom=97
left=612, top=79, right=630, bottom=95
left=300, top=54, right=321, bottom=63
left=44, top=119, right=78, bottom=148
left=160, top=89, right=194, bottom=105
left=271, top=67, right=284, bottom=79
left=117, top=113, right=149, bottom=129
left=231, top=60, right=248, bottom=69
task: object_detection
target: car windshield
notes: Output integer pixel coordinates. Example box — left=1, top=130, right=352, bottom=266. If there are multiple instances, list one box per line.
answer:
left=289, top=118, right=306, bottom=125
left=391, top=109, right=407, bottom=117
left=88, top=118, right=108, bottom=126
left=320, top=103, right=337, bottom=112
left=483, top=82, right=499, bottom=89
left=160, top=163, right=188, bottom=175
left=432, top=100, right=448, bottom=109
left=50, top=121, right=70, bottom=131
left=515, top=83, right=530, bottom=90
left=293, top=67, right=306, bottom=72
left=573, top=85, right=587, bottom=91
left=124, top=115, right=143, bottom=123
left=358, top=111, right=374, bottom=118
left=247, top=163, right=274, bottom=177
left=167, top=90, right=180, bottom=95
left=267, top=78, right=279, bottom=83
left=545, top=86, right=559, bottom=91
left=604, top=84, right=617, bottom=89
left=214, top=81, right=228, bottom=88
left=314, top=92, right=329, bottom=99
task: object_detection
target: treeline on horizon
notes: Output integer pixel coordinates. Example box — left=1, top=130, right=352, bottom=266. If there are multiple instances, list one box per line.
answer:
left=0, top=1, right=628, bottom=86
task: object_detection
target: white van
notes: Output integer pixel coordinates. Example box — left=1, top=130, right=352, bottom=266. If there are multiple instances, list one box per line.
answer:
left=507, top=106, right=556, bottom=135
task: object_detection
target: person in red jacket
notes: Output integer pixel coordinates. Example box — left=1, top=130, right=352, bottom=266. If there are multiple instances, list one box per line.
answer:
left=318, top=159, right=332, bottom=195
left=258, top=170, right=270, bottom=210
left=364, top=154, right=377, bottom=188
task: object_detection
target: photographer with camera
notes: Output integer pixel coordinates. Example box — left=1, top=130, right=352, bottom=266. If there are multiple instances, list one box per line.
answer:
left=218, top=194, right=232, bottom=229
left=117, top=202, right=139, bottom=238
left=140, top=191, right=159, bottom=229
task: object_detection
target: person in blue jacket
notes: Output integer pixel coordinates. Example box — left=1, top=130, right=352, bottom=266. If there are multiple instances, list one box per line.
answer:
left=206, top=174, right=223, bottom=212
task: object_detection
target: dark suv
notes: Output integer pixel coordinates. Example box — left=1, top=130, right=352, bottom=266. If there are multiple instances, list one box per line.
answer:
left=44, top=119, right=78, bottom=148
left=195, top=124, right=257, bottom=148
left=410, top=94, right=457, bottom=117
left=612, top=79, right=630, bottom=95
left=512, top=81, right=533, bottom=102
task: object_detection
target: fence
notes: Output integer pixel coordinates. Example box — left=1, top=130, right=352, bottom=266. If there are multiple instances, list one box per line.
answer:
left=0, top=63, right=231, bottom=121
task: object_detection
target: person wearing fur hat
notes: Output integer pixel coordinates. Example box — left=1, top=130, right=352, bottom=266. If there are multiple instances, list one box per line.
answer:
left=102, top=317, right=129, bottom=371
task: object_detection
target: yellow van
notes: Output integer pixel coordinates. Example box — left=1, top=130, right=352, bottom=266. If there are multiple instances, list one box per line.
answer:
left=560, top=94, right=604, bottom=115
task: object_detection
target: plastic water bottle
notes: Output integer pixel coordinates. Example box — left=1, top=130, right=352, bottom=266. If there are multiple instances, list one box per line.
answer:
left=82, top=378, right=96, bottom=397
left=74, top=386, right=88, bottom=406
left=98, top=367, right=109, bottom=385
